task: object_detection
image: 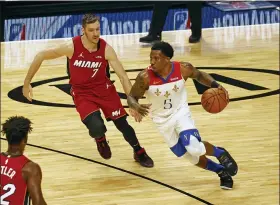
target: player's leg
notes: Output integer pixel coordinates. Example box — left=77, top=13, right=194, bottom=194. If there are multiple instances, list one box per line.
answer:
left=202, top=141, right=238, bottom=176
left=175, top=107, right=238, bottom=176
left=183, top=153, right=233, bottom=190
left=71, top=90, right=111, bottom=159
left=112, top=115, right=154, bottom=167
left=98, top=86, right=154, bottom=167
left=82, top=111, right=111, bottom=159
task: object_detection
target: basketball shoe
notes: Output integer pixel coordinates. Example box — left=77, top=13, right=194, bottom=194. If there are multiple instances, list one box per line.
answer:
left=217, top=147, right=238, bottom=176
left=218, top=170, right=233, bottom=190
left=134, top=148, right=154, bottom=168
left=95, top=136, right=112, bottom=159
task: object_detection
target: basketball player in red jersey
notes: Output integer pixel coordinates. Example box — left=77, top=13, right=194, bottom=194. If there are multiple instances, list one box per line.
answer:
left=22, top=14, right=154, bottom=167
left=1, top=116, right=47, bottom=205
left=127, top=41, right=238, bottom=189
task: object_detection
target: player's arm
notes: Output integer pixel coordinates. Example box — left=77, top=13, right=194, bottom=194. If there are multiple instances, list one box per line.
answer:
left=127, top=70, right=151, bottom=116
left=180, top=62, right=229, bottom=100
left=105, top=44, right=132, bottom=96
left=24, top=41, right=73, bottom=86
left=23, top=40, right=74, bottom=101
left=22, top=162, right=47, bottom=205
left=180, top=62, right=218, bottom=87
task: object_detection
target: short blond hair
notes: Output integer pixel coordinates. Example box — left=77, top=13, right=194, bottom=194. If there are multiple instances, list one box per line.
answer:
left=82, top=13, right=100, bottom=28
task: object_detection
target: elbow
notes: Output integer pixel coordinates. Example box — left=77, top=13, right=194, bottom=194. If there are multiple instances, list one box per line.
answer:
left=36, top=52, right=45, bottom=61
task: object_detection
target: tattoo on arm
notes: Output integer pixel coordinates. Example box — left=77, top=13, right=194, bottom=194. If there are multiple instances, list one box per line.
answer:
left=180, top=61, right=215, bottom=87
left=130, top=70, right=149, bottom=100
left=127, top=70, right=149, bottom=107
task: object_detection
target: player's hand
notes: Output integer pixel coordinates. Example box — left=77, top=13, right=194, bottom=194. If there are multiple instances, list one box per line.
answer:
left=22, top=83, right=33, bottom=102
left=129, top=109, right=143, bottom=122
left=218, top=85, right=229, bottom=103
left=130, top=103, right=151, bottom=117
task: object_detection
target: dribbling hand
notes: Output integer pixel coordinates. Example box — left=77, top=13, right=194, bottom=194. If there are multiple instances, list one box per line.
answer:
left=22, top=84, right=33, bottom=102
left=218, top=85, right=229, bottom=103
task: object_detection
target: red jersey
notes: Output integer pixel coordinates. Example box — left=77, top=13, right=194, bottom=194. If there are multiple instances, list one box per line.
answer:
left=1, top=153, right=30, bottom=205
left=68, top=36, right=111, bottom=94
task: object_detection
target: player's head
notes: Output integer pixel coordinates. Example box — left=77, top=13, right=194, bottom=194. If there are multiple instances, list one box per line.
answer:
left=150, top=41, right=174, bottom=73
left=1, top=116, right=33, bottom=151
left=82, top=13, right=100, bottom=44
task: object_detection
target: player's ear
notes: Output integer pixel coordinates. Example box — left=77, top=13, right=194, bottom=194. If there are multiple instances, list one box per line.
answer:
left=81, top=26, right=85, bottom=35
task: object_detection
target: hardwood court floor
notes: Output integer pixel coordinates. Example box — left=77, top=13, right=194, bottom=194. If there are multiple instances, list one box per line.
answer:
left=1, top=24, right=279, bottom=205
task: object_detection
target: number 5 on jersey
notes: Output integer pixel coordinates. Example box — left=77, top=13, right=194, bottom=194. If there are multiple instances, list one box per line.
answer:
left=164, top=99, right=172, bottom=109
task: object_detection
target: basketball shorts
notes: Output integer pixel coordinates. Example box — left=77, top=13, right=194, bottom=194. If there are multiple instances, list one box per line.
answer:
left=153, top=104, right=197, bottom=157
left=70, top=84, right=127, bottom=121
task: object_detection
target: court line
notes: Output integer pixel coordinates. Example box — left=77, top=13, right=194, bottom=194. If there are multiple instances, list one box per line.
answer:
left=0, top=137, right=213, bottom=205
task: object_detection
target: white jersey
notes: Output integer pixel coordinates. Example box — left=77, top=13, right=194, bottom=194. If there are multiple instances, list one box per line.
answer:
left=145, top=61, right=190, bottom=124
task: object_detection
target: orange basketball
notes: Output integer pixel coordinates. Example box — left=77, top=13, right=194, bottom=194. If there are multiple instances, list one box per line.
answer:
left=201, top=88, right=229, bottom=114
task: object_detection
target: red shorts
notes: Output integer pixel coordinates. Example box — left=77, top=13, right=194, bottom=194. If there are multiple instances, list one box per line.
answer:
left=70, top=84, right=127, bottom=121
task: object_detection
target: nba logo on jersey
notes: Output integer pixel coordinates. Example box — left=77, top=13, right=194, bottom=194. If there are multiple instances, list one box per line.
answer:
left=173, top=11, right=189, bottom=30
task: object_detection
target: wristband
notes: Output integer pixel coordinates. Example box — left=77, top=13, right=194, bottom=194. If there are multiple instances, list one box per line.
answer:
left=211, top=81, right=220, bottom=88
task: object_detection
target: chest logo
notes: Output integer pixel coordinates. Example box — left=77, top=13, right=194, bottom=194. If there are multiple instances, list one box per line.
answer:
left=154, top=88, right=161, bottom=96
left=164, top=91, right=170, bottom=98
left=172, top=84, right=179, bottom=92
left=73, top=60, right=102, bottom=69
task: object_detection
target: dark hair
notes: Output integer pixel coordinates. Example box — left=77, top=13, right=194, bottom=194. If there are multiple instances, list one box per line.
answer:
left=1, top=116, right=33, bottom=145
left=82, top=13, right=100, bottom=28
left=151, top=41, right=174, bottom=59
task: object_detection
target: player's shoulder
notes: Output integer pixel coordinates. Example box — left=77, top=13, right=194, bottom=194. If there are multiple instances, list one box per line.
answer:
left=22, top=160, right=41, bottom=173
left=62, top=38, right=74, bottom=49
left=179, top=61, right=195, bottom=73
left=178, top=61, right=193, bottom=68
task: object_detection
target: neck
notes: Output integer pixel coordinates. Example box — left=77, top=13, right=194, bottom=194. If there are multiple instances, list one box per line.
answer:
left=81, top=35, right=97, bottom=50
left=157, top=62, right=172, bottom=78
left=6, top=146, right=23, bottom=156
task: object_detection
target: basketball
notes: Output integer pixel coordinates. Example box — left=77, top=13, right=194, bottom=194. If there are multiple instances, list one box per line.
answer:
left=201, top=88, right=229, bottom=113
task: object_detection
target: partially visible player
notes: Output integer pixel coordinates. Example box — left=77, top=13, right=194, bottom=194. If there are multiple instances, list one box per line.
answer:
left=22, top=13, right=153, bottom=167
left=127, top=41, right=238, bottom=189
left=1, top=116, right=47, bottom=205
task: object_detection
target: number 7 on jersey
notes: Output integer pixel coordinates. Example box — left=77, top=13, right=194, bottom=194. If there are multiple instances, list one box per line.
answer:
left=91, top=69, right=98, bottom=78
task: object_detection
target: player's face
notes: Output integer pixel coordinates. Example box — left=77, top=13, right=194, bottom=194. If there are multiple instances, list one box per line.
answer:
left=83, top=21, right=101, bottom=44
left=150, top=50, right=169, bottom=73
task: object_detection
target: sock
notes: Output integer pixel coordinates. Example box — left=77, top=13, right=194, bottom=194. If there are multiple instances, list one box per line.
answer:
left=206, top=158, right=224, bottom=173
left=96, top=136, right=106, bottom=142
left=213, top=146, right=225, bottom=158
left=132, top=143, right=142, bottom=152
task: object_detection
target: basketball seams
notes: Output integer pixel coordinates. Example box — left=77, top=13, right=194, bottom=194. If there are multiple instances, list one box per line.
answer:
left=208, top=96, right=216, bottom=112
left=216, top=95, right=221, bottom=112
left=218, top=89, right=228, bottom=104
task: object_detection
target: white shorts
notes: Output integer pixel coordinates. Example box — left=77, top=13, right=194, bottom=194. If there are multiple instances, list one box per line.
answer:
left=152, top=104, right=200, bottom=157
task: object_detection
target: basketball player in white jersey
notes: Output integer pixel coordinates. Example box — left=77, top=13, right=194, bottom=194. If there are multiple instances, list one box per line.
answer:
left=127, top=41, right=238, bottom=189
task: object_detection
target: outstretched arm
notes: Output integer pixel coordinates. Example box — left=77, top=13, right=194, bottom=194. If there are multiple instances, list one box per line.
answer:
left=127, top=70, right=151, bottom=116
left=23, top=162, right=47, bottom=205
left=24, top=41, right=73, bottom=85
left=180, top=62, right=229, bottom=100
left=23, top=41, right=73, bottom=101
left=105, top=44, right=132, bottom=96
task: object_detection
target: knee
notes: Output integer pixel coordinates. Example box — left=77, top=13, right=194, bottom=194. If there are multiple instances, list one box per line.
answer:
left=179, top=129, right=206, bottom=157
left=83, top=112, right=107, bottom=138
left=183, top=153, right=199, bottom=165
